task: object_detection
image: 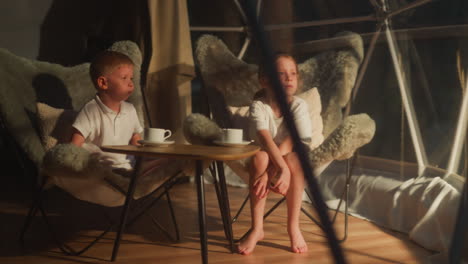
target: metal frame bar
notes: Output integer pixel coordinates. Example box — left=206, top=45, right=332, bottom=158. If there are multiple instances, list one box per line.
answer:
left=264, top=15, right=377, bottom=31
left=445, top=78, right=468, bottom=263
left=350, top=23, right=383, bottom=103
left=445, top=72, right=468, bottom=178
left=450, top=155, right=468, bottom=263
left=384, top=19, right=429, bottom=176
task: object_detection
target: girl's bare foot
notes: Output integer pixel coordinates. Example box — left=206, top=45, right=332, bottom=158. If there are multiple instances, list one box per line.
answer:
left=289, top=228, right=308, bottom=253
left=237, top=229, right=264, bottom=255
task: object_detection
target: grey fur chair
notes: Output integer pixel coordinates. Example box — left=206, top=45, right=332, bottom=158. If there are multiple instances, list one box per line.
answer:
left=0, top=41, right=183, bottom=259
left=183, top=32, right=376, bottom=240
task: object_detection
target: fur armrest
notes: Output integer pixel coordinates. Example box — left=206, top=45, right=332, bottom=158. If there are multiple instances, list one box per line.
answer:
left=183, top=113, right=222, bottom=145
left=309, top=113, right=376, bottom=167
left=40, top=143, right=186, bottom=204
left=41, top=143, right=111, bottom=179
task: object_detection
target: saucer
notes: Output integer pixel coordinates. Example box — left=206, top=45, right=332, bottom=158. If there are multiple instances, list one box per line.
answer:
left=213, top=140, right=253, bottom=147
left=138, top=139, right=175, bottom=147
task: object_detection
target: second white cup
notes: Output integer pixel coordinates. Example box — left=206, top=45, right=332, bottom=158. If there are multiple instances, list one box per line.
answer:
left=221, top=128, right=243, bottom=143
left=144, top=128, right=171, bottom=142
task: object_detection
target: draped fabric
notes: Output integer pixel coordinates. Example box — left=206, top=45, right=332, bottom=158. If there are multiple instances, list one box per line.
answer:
left=144, top=0, right=195, bottom=143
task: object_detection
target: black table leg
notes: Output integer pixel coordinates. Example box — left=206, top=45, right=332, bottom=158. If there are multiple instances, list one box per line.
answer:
left=111, top=157, right=142, bottom=261
left=196, top=160, right=208, bottom=264
left=216, top=161, right=235, bottom=253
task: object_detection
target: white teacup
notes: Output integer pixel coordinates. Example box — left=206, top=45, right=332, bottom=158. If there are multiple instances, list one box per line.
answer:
left=221, top=128, right=243, bottom=143
left=144, top=128, right=171, bottom=142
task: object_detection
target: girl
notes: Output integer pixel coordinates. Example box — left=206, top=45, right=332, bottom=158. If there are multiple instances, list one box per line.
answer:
left=238, top=53, right=313, bottom=255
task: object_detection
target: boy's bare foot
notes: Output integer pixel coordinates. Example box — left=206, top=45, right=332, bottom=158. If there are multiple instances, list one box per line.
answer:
left=289, top=228, right=308, bottom=253
left=237, top=229, right=264, bottom=255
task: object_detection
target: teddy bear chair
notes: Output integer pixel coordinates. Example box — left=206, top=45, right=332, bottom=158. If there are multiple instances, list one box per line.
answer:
left=0, top=41, right=186, bottom=261
left=183, top=32, right=376, bottom=241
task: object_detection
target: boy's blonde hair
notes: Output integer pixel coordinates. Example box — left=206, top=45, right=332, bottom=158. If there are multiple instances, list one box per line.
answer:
left=89, top=50, right=134, bottom=89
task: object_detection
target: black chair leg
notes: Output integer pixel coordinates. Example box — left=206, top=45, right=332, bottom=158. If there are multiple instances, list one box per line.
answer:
left=237, top=197, right=286, bottom=242
left=124, top=172, right=182, bottom=240
left=19, top=177, right=47, bottom=251
left=165, top=190, right=180, bottom=241
left=312, top=157, right=354, bottom=243
left=147, top=211, right=177, bottom=241
left=229, top=158, right=355, bottom=245
left=37, top=194, right=113, bottom=256
left=20, top=170, right=183, bottom=260
left=19, top=199, right=40, bottom=250
left=334, top=157, right=354, bottom=242
left=232, top=195, right=249, bottom=223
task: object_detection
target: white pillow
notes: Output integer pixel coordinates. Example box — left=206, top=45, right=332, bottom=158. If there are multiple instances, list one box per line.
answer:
left=297, top=88, right=324, bottom=149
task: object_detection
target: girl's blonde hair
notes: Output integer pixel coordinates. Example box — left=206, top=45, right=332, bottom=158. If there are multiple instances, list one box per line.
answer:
left=257, top=52, right=299, bottom=80
left=255, top=52, right=300, bottom=99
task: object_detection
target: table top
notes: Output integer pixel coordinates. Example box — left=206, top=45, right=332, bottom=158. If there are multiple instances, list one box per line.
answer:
left=101, top=144, right=260, bottom=161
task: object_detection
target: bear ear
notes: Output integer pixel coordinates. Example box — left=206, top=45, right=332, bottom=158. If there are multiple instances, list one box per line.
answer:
left=195, top=34, right=260, bottom=107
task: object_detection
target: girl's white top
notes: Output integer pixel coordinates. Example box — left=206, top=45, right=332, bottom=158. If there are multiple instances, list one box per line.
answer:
left=249, top=96, right=313, bottom=146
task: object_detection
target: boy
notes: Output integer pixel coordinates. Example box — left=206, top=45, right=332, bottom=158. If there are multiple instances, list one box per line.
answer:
left=71, top=50, right=143, bottom=172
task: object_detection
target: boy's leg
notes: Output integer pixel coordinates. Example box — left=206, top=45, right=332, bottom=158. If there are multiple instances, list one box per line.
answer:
left=238, top=151, right=269, bottom=255
left=285, top=152, right=308, bottom=253
left=139, top=157, right=170, bottom=177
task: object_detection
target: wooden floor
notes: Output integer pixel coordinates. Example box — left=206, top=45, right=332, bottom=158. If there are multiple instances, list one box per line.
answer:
left=0, top=179, right=433, bottom=264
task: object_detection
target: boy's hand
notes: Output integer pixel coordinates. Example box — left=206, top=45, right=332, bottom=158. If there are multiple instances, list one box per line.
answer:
left=130, top=133, right=142, bottom=146
left=253, top=173, right=269, bottom=199
left=269, top=167, right=290, bottom=196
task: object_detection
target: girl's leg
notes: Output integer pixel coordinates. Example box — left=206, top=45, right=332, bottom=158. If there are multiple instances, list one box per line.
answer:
left=285, top=152, right=308, bottom=253
left=238, top=151, right=269, bottom=255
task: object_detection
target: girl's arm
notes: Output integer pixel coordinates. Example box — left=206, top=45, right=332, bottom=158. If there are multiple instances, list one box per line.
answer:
left=257, top=129, right=290, bottom=195
left=257, top=130, right=287, bottom=169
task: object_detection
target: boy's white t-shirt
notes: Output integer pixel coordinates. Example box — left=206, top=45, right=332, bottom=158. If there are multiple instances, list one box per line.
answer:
left=72, top=95, right=143, bottom=170
left=249, top=96, right=312, bottom=146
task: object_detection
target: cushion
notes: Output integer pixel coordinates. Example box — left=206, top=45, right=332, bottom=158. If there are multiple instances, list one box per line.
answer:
left=297, top=88, right=325, bottom=149
left=36, top=102, right=78, bottom=151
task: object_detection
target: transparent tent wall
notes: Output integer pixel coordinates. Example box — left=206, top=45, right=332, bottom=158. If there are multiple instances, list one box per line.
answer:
left=188, top=0, right=468, bottom=181
left=187, top=1, right=468, bottom=261
left=335, top=0, right=468, bottom=181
